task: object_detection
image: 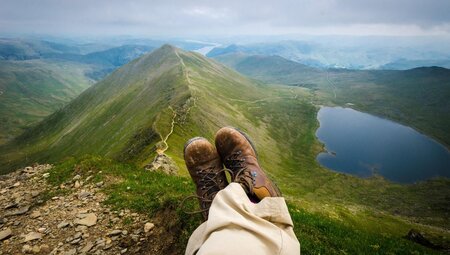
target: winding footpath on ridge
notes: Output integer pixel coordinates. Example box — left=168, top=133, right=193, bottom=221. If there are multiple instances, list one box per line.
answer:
left=156, top=106, right=176, bottom=155
left=155, top=50, right=196, bottom=155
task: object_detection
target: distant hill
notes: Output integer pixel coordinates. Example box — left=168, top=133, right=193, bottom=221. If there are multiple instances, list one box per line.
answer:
left=0, top=38, right=81, bottom=60
left=213, top=53, right=450, bottom=147
left=208, top=38, right=450, bottom=70
left=0, top=59, right=95, bottom=144
left=381, top=59, right=450, bottom=70
left=213, top=53, right=322, bottom=85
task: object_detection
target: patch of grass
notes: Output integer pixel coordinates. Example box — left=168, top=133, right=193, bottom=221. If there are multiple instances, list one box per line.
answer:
left=48, top=155, right=442, bottom=254
left=289, top=206, right=440, bottom=255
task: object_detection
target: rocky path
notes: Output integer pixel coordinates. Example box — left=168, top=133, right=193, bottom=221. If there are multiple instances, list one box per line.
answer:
left=0, top=165, right=157, bottom=255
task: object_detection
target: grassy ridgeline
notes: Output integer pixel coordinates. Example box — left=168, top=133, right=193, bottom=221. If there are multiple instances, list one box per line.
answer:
left=1, top=45, right=449, bottom=252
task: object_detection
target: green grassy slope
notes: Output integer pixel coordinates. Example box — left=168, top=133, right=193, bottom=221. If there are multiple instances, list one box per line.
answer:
left=0, top=59, right=95, bottom=144
left=1, top=45, right=449, bottom=253
left=214, top=54, right=450, bottom=147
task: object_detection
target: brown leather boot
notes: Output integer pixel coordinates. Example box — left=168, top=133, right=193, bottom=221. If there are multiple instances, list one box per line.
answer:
left=215, top=127, right=281, bottom=201
left=184, top=137, right=228, bottom=220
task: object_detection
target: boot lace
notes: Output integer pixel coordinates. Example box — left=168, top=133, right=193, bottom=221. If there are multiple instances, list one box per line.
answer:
left=180, top=166, right=227, bottom=219
left=225, top=150, right=255, bottom=194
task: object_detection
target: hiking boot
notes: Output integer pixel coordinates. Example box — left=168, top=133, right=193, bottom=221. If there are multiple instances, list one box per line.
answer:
left=215, top=127, right=282, bottom=201
left=184, top=137, right=228, bottom=220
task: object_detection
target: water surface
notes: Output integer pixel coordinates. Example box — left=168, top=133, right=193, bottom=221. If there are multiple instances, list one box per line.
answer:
left=316, top=107, right=450, bottom=183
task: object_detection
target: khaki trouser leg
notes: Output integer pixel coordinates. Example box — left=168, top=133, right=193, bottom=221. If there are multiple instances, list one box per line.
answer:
left=185, top=183, right=300, bottom=255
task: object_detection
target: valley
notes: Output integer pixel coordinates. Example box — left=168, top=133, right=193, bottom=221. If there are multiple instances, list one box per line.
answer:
left=0, top=44, right=449, bottom=254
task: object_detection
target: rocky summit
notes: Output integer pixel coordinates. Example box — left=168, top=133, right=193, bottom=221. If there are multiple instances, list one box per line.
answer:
left=0, top=164, right=158, bottom=255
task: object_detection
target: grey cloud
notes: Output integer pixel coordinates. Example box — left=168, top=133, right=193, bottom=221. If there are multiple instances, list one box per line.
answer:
left=0, top=0, right=449, bottom=36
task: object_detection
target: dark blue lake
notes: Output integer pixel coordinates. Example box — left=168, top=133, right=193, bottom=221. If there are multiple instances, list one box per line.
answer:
left=316, top=107, right=450, bottom=183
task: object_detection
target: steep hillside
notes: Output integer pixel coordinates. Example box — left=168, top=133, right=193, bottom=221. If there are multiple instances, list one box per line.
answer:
left=0, top=59, right=95, bottom=144
left=1, top=45, right=449, bottom=253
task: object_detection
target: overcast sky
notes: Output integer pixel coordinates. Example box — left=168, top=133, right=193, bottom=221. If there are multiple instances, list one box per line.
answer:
left=1, top=0, right=450, bottom=37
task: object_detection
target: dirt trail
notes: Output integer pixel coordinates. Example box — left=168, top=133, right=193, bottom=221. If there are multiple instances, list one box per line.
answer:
left=154, top=51, right=194, bottom=156
left=156, top=106, right=176, bottom=155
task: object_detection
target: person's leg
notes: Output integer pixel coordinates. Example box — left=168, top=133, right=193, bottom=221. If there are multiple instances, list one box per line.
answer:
left=184, top=128, right=300, bottom=254
left=186, top=183, right=300, bottom=255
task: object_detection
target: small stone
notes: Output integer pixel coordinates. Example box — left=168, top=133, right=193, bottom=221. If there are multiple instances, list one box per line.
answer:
left=37, top=228, right=46, bottom=233
left=64, top=248, right=77, bottom=255
left=80, top=241, right=94, bottom=253
left=31, top=191, right=40, bottom=197
left=78, top=209, right=89, bottom=214
left=103, top=243, right=113, bottom=250
left=122, top=230, right=128, bottom=235
left=75, top=225, right=88, bottom=232
left=95, top=181, right=104, bottom=187
left=57, top=221, right=69, bottom=229
left=42, top=173, right=50, bottom=178
left=74, top=213, right=97, bottom=227
left=22, top=244, right=33, bottom=253
left=4, top=202, right=18, bottom=209
left=121, top=248, right=128, bottom=254
left=40, top=244, right=50, bottom=253
left=13, top=182, right=21, bottom=187
left=5, top=206, right=30, bottom=216
left=107, top=229, right=122, bottom=236
left=73, top=175, right=81, bottom=181
left=30, top=211, right=41, bottom=219
left=70, top=237, right=81, bottom=244
left=0, top=228, right=12, bottom=240
left=85, top=175, right=93, bottom=182
left=73, top=232, right=82, bottom=239
left=23, top=232, right=42, bottom=242
left=31, top=245, right=41, bottom=254
left=78, top=191, right=91, bottom=199
left=144, top=222, right=154, bottom=233
left=74, top=181, right=81, bottom=189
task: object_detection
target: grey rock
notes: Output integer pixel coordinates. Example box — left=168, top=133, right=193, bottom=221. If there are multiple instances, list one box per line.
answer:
left=144, top=222, right=155, bottom=233
left=57, top=221, right=70, bottom=229
left=74, top=213, right=97, bottom=227
left=107, top=229, right=122, bottom=236
left=0, top=228, right=12, bottom=240
left=22, top=244, right=33, bottom=254
left=4, top=202, right=18, bottom=209
left=5, top=206, right=30, bottom=216
left=78, top=192, right=92, bottom=199
left=80, top=241, right=94, bottom=253
left=70, top=237, right=81, bottom=244
left=30, top=211, right=41, bottom=219
left=23, top=232, right=42, bottom=242
left=73, top=232, right=82, bottom=239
